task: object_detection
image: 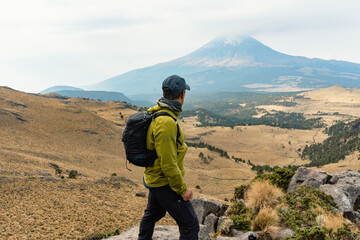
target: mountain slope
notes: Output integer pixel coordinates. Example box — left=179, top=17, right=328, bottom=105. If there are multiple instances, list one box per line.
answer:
left=51, top=90, right=133, bottom=103
left=86, top=35, right=360, bottom=95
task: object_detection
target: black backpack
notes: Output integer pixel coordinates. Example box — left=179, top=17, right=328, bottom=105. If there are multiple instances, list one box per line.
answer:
left=122, top=111, right=180, bottom=169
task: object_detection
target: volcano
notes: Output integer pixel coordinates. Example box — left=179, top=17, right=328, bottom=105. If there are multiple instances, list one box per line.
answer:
left=85, top=35, right=360, bottom=95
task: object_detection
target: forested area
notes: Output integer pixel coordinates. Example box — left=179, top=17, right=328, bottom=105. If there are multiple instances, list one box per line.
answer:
left=301, top=119, right=360, bottom=167
left=182, top=109, right=324, bottom=130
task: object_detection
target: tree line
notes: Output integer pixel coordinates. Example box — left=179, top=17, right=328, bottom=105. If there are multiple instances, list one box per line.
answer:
left=301, top=119, right=360, bottom=167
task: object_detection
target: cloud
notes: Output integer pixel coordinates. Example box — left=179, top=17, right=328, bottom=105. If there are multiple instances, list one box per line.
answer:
left=0, top=0, right=359, bottom=92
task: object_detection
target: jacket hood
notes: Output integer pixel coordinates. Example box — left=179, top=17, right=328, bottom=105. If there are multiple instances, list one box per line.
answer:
left=148, top=98, right=181, bottom=116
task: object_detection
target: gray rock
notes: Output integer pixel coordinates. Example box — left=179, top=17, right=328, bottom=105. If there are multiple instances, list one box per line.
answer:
left=242, top=232, right=257, bottom=240
left=204, top=213, right=218, bottom=233
left=217, top=216, right=229, bottom=233
left=36, top=171, right=52, bottom=177
left=320, top=185, right=353, bottom=212
left=287, top=167, right=331, bottom=193
left=48, top=162, right=60, bottom=170
left=105, top=225, right=179, bottom=240
left=135, top=192, right=146, bottom=198
left=218, top=218, right=234, bottom=236
left=191, top=197, right=229, bottom=224
left=199, top=224, right=211, bottom=240
left=319, top=170, right=360, bottom=223
left=278, top=228, right=295, bottom=239
left=104, top=225, right=211, bottom=240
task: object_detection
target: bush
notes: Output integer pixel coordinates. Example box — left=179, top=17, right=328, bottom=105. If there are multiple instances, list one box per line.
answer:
left=55, top=168, right=62, bottom=176
left=228, top=201, right=247, bottom=216
left=245, top=180, right=284, bottom=213
left=68, top=170, right=78, bottom=179
left=253, top=168, right=295, bottom=191
left=284, top=226, right=329, bottom=240
left=232, top=184, right=250, bottom=201
left=284, top=225, right=360, bottom=240
left=279, top=185, right=337, bottom=230
left=231, top=214, right=251, bottom=231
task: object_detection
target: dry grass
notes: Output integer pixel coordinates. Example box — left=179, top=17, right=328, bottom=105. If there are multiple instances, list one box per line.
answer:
left=322, top=213, right=348, bottom=230
left=0, top=176, right=175, bottom=240
left=252, top=208, right=282, bottom=239
left=244, top=180, right=284, bottom=212
left=320, top=212, right=359, bottom=233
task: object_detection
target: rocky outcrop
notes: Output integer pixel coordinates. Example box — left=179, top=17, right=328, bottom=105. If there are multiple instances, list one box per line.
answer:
left=319, top=171, right=360, bottom=223
left=287, top=167, right=360, bottom=223
left=287, top=167, right=331, bottom=193
left=110, top=168, right=360, bottom=239
left=191, top=197, right=229, bottom=225
left=105, top=197, right=257, bottom=240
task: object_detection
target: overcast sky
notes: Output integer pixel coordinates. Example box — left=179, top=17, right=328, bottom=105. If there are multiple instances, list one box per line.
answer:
left=0, top=0, right=359, bottom=93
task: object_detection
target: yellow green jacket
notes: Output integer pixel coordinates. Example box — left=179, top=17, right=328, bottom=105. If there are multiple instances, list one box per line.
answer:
left=144, top=102, right=188, bottom=196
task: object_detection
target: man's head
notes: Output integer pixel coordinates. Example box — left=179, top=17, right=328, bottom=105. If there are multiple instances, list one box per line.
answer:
left=162, top=75, right=190, bottom=105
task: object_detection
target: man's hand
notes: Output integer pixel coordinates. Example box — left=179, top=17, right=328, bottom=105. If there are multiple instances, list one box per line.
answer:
left=182, top=188, right=193, bottom=201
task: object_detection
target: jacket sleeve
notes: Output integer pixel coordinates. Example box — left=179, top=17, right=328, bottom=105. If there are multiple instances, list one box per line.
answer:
left=153, top=117, right=188, bottom=196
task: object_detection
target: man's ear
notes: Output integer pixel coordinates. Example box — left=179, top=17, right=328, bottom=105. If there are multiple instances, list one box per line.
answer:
left=181, top=90, right=186, bottom=98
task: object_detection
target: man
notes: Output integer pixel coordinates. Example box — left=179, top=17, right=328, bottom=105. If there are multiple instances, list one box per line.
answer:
left=138, top=75, right=199, bottom=240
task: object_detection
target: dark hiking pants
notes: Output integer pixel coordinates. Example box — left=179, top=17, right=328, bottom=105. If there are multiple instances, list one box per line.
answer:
left=138, top=185, right=199, bottom=240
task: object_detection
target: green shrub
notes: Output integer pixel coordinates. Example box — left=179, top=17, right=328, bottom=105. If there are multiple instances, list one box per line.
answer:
left=279, top=185, right=337, bottom=230
left=232, top=184, right=250, bottom=201
left=195, top=185, right=201, bottom=190
left=68, top=170, right=78, bottom=179
left=253, top=168, right=295, bottom=191
left=284, top=225, right=360, bottom=240
left=283, top=226, right=329, bottom=240
left=335, top=225, right=360, bottom=239
left=231, top=214, right=251, bottom=231
left=228, top=201, right=247, bottom=216
left=55, top=168, right=62, bottom=176
left=111, top=173, right=117, bottom=177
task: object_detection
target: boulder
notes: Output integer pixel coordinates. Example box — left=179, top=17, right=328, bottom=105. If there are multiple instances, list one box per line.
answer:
left=218, top=218, right=234, bottom=236
left=199, top=224, right=211, bottom=240
left=217, top=216, right=229, bottom=233
left=191, top=197, right=229, bottom=224
left=287, top=167, right=331, bottom=193
left=204, top=213, right=218, bottom=233
left=320, top=171, right=360, bottom=223
left=278, top=228, right=295, bottom=239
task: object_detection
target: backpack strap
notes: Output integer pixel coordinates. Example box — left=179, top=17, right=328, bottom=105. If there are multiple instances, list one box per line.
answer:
left=152, top=112, right=182, bottom=146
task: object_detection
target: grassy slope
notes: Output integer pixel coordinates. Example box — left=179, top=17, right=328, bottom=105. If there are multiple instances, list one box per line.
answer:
left=1, top=86, right=360, bottom=239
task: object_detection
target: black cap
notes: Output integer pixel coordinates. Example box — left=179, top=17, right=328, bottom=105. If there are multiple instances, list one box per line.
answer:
left=162, top=75, right=190, bottom=95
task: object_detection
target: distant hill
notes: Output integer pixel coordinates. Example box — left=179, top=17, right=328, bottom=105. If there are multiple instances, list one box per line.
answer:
left=300, top=85, right=360, bottom=103
left=41, top=85, right=84, bottom=94
left=84, top=35, right=360, bottom=95
left=51, top=90, right=133, bottom=103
